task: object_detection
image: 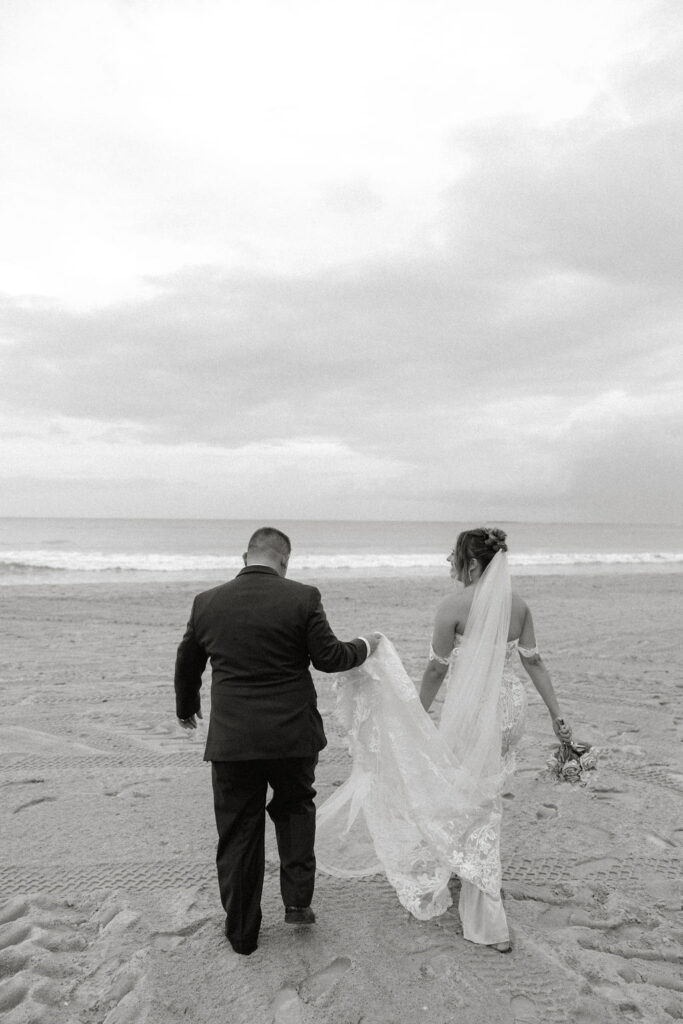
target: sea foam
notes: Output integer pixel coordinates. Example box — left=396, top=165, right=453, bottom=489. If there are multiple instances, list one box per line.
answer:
left=1, top=548, right=682, bottom=579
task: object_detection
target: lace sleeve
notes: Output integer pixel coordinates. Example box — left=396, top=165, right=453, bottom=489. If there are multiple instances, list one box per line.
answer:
left=428, top=644, right=450, bottom=666
left=517, top=644, right=540, bottom=658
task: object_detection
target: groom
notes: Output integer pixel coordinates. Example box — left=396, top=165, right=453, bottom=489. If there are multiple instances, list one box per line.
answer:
left=174, top=526, right=379, bottom=955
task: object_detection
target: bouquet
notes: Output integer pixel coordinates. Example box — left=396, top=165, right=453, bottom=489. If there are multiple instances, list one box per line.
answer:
left=547, top=740, right=598, bottom=784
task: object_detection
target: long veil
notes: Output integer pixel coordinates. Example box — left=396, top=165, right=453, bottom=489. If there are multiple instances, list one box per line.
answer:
left=316, top=552, right=512, bottom=920
left=440, top=550, right=511, bottom=797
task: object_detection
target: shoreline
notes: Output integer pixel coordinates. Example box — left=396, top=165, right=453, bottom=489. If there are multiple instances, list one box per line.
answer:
left=2, top=560, right=683, bottom=587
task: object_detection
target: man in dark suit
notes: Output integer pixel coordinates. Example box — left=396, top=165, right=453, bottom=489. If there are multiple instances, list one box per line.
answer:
left=174, top=526, right=379, bottom=955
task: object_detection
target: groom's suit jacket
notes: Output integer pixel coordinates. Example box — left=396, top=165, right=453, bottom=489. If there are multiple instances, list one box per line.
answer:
left=174, top=565, right=368, bottom=761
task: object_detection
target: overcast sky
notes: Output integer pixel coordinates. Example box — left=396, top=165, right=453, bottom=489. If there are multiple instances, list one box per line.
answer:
left=1, top=0, right=681, bottom=522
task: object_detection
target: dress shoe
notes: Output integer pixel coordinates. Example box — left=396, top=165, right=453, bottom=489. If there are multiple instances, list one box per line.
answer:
left=229, top=940, right=258, bottom=955
left=284, top=906, right=316, bottom=925
left=225, top=922, right=258, bottom=955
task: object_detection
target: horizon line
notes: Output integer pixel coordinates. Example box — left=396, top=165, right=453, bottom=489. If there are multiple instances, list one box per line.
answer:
left=1, top=516, right=681, bottom=528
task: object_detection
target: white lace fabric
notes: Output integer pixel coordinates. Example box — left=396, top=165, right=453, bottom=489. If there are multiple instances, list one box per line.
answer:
left=447, top=635, right=530, bottom=777
left=317, top=552, right=528, bottom=922
left=316, top=637, right=503, bottom=919
left=517, top=643, right=539, bottom=658
left=428, top=643, right=450, bottom=666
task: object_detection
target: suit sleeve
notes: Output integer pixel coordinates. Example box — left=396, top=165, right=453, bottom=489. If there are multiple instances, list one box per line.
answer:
left=305, top=588, right=368, bottom=673
left=174, top=598, right=209, bottom=718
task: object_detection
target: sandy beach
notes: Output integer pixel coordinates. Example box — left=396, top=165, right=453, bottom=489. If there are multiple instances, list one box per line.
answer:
left=1, top=571, right=682, bottom=1024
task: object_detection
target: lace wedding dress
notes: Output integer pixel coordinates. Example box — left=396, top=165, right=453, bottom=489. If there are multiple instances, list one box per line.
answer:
left=316, top=552, right=531, bottom=943
left=436, top=634, right=531, bottom=780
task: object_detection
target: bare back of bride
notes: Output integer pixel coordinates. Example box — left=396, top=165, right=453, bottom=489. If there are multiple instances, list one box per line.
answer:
left=316, top=527, right=572, bottom=953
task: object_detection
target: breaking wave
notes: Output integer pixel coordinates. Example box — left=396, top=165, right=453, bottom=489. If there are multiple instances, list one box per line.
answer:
left=1, top=548, right=683, bottom=581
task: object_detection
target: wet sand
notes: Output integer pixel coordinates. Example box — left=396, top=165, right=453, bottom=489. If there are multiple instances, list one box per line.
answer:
left=1, top=572, right=682, bottom=1023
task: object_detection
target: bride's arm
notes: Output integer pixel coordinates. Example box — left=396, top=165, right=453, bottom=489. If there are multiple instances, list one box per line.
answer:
left=419, top=598, right=457, bottom=711
left=521, top=655, right=570, bottom=737
left=419, top=657, right=449, bottom=711
left=518, top=607, right=572, bottom=741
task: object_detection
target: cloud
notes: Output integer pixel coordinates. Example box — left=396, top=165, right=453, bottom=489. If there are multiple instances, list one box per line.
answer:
left=1, top=10, right=682, bottom=520
left=568, top=404, right=683, bottom=522
left=323, top=182, right=384, bottom=215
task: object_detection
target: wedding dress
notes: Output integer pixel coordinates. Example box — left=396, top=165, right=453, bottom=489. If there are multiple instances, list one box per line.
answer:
left=438, top=631, right=531, bottom=943
left=439, top=634, right=530, bottom=781
left=316, top=552, right=532, bottom=944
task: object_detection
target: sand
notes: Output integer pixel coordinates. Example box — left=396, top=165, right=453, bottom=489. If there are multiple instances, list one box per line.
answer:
left=1, top=572, right=682, bottom=1024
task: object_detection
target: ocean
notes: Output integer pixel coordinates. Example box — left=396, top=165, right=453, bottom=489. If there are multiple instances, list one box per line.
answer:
left=0, top=518, right=682, bottom=585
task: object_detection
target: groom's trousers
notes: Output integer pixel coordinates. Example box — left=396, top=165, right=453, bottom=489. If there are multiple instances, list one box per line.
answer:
left=211, top=756, right=318, bottom=954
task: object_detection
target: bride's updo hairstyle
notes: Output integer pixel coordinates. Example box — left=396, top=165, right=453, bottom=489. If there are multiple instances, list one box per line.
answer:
left=453, top=527, right=508, bottom=577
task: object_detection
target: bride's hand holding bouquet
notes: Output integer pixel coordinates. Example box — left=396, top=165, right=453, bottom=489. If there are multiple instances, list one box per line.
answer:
left=552, top=716, right=573, bottom=743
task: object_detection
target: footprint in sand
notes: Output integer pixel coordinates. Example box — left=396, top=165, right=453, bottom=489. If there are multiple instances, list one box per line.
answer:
left=35, top=925, right=88, bottom=953
left=0, top=918, right=33, bottom=950
left=590, top=781, right=640, bottom=807
left=298, top=956, right=352, bottom=1004
left=0, top=897, right=30, bottom=927
left=151, top=916, right=212, bottom=950
left=645, top=832, right=676, bottom=850
left=535, top=803, right=558, bottom=820
left=272, top=987, right=304, bottom=1024
left=0, top=896, right=91, bottom=1023
left=510, top=993, right=538, bottom=1022
left=0, top=978, right=35, bottom=1017
left=12, top=795, right=57, bottom=814
left=103, top=780, right=152, bottom=799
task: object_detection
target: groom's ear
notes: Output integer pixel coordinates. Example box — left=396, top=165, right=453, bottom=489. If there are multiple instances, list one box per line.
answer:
left=242, top=552, right=248, bottom=566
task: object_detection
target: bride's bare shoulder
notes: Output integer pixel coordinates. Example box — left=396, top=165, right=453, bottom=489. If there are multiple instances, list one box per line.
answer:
left=434, top=589, right=470, bottom=623
left=511, top=591, right=529, bottom=616
left=510, top=591, right=530, bottom=637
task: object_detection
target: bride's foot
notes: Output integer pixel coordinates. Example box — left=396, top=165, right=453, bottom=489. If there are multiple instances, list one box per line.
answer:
left=490, top=941, right=512, bottom=953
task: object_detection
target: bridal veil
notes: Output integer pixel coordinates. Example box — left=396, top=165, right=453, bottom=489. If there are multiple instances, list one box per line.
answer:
left=316, top=551, right=512, bottom=920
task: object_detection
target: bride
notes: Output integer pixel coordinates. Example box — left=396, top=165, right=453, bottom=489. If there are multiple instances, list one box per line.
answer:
left=316, top=527, right=572, bottom=952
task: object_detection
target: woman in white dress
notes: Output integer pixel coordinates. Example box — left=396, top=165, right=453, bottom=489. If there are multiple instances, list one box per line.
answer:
left=316, top=527, right=572, bottom=953
left=418, top=527, right=572, bottom=951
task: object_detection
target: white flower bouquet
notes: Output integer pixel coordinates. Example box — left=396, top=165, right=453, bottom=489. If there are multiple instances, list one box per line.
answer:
left=547, top=740, right=598, bottom=784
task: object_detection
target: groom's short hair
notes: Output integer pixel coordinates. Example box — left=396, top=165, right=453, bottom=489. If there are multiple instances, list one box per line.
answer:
left=247, top=527, right=291, bottom=557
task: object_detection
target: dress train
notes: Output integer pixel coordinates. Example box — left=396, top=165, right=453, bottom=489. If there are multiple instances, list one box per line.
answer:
left=317, top=552, right=523, bottom=945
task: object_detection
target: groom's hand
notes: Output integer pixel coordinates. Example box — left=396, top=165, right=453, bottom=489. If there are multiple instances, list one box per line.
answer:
left=178, top=709, right=203, bottom=730
left=367, top=633, right=382, bottom=655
